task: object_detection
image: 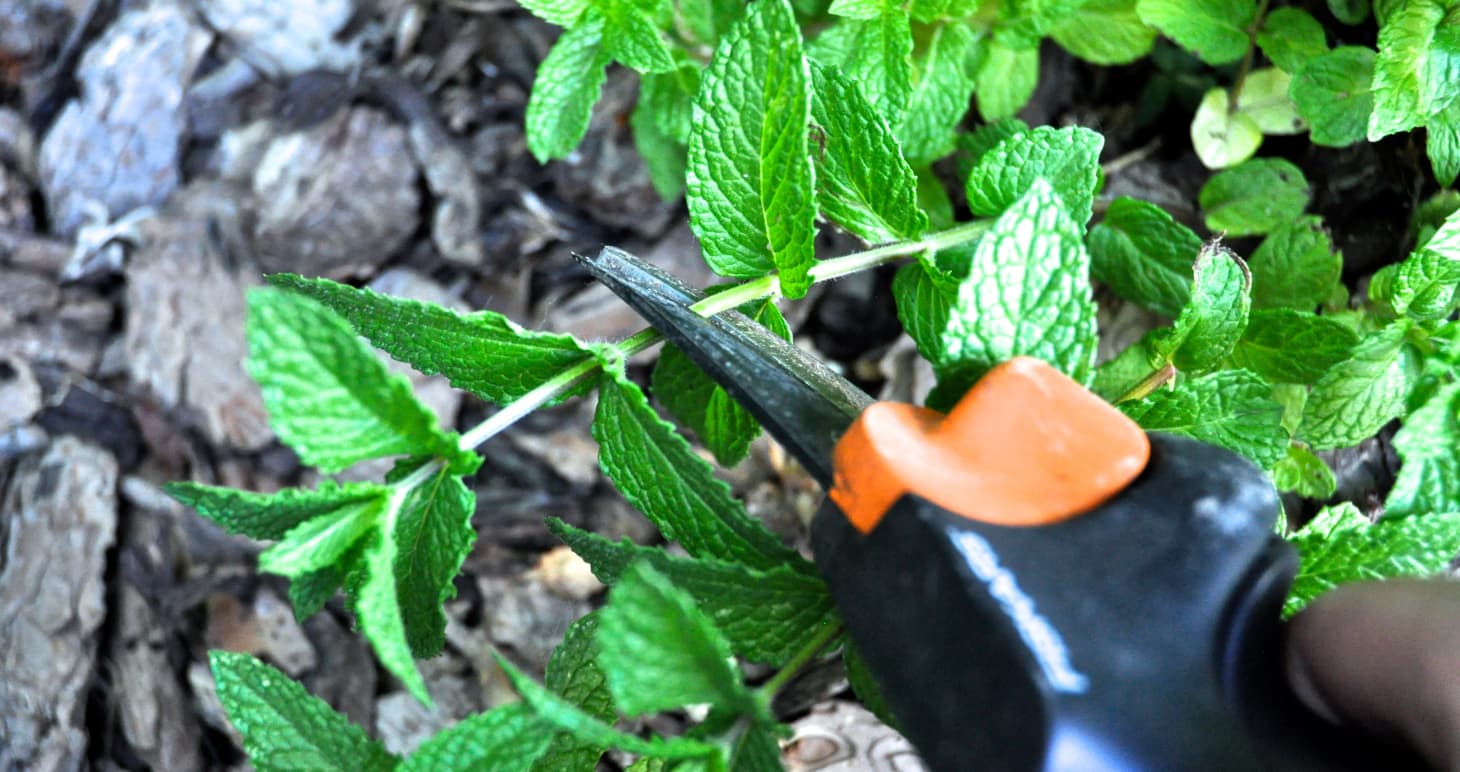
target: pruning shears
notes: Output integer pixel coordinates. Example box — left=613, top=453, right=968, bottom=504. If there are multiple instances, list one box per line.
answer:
left=579, top=246, right=1421, bottom=771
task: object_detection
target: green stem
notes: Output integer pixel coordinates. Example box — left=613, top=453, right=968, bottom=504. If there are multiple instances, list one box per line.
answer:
left=1116, top=360, right=1178, bottom=404
left=757, top=621, right=844, bottom=700
left=445, top=220, right=995, bottom=456
left=1227, top=0, right=1272, bottom=112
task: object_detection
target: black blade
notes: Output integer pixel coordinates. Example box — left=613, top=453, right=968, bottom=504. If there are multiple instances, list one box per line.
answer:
left=578, top=247, right=872, bottom=487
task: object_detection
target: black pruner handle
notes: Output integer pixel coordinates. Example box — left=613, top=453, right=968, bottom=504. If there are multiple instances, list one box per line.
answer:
left=812, top=433, right=1425, bottom=771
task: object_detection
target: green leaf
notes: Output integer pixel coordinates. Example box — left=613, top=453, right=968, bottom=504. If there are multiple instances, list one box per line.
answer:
left=1285, top=503, right=1460, bottom=616
left=601, top=0, right=676, bottom=72
left=550, top=520, right=837, bottom=665
left=1248, top=216, right=1343, bottom=311
left=897, top=23, right=981, bottom=164
left=1092, top=331, right=1162, bottom=402
left=594, top=368, right=807, bottom=570
left=526, top=13, right=609, bottom=163
left=680, top=0, right=745, bottom=46
left=1160, top=243, right=1251, bottom=373
left=653, top=298, right=791, bottom=466
left=498, top=655, right=718, bottom=760
left=1236, top=68, right=1306, bottom=135
left=974, top=35, right=1040, bottom=121
left=1199, top=158, right=1310, bottom=236
left=518, top=0, right=589, bottom=26
left=164, top=481, right=387, bottom=541
left=1300, top=322, right=1412, bottom=450
left=893, top=259, right=955, bottom=373
left=289, top=561, right=350, bottom=622
left=937, top=179, right=1099, bottom=406
left=1257, top=7, right=1328, bottom=73
left=1368, top=0, right=1460, bottom=141
left=391, top=466, right=475, bottom=659
left=1429, top=102, right=1460, bottom=187
left=1382, top=248, right=1460, bottom=320
left=209, top=651, right=398, bottom=772
left=1290, top=46, right=1377, bottom=148
left=997, top=0, right=1092, bottom=47
left=727, top=721, right=784, bottom=772
left=909, top=0, right=982, bottom=21
left=965, top=125, right=1105, bottom=227
left=1191, top=87, right=1263, bottom=170
left=1229, top=309, right=1360, bottom=384
left=1272, top=443, right=1338, bottom=499
left=688, top=0, right=817, bottom=297
left=1087, top=197, right=1202, bottom=317
left=1119, top=369, right=1288, bottom=468
left=843, top=643, right=901, bottom=730
left=632, top=97, right=689, bottom=199
left=641, top=60, right=702, bottom=144
left=1387, top=381, right=1460, bottom=516
left=807, top=12, right=915, bottom=127
left=259, top=498, right=383, bottom=579
left=268, top=272, right=597, bottom=410
left=597, top=562, right=753, bottom=716
left=358, top=522, right=429, bottom=704
left=1050, top=0, right=1157, bottom=65
left=829, top=0, right=881, bottom=18
left=531, top=613, right=615, bottom=772
left=809, top=62, right=929, bottom=244
left=1425, top=200, right=1460, bottom=256
left=245, top=289, right=477, bottom=475
left=1136, top=0, right=1256, bottom=65
left=402, top=704, right=553, bottom=772
left=1329, top=0, right=1369, bottom=25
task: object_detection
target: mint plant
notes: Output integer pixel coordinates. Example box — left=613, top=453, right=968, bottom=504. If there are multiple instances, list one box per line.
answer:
left=169, top=0, right=1460, bottom=767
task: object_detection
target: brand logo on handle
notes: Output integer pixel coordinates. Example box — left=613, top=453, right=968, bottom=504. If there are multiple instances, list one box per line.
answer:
left=952, top=531, right=1090, bottom=694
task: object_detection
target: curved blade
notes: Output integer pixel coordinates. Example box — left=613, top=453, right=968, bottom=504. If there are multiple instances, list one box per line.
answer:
left=578, top=247, right=871, bottom=487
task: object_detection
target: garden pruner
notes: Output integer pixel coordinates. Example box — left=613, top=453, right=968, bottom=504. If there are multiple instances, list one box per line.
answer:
left=579, top=246, right=1421, bottom=771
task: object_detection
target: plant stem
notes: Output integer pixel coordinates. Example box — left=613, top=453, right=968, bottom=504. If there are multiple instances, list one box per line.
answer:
left=1116, top=360, right=1178, bottom=404
left=758, top=621, right=844, bottom=700
left=1227, top=0, right=1272, bottom=112
left=445, top=220, right=995, bottom=456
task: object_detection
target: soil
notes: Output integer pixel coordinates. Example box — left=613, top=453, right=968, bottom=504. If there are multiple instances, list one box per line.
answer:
left=0, top=0, right=1423, bottom=770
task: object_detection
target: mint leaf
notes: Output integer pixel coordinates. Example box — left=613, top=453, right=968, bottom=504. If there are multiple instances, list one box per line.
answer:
left=653, top=298, right=791, bottom=466
left=687, top=0, right=817, bottom=297
left=1367, top=0, right=1460, bottom=141
left=1285, top=503, right=1460, bottom=616
left=1248, top=216, right=1343, bottom=311
left=393, top=466, right=475, bottom=658
left=1290, top=46, right=1377, bottom=148
left=641, top=60, right=701, bottom=144
left=1136, top=0, right=1256, bottom=65
left=1199, top=158, right=1310, bottom=236
left=1236, top=68, right=1306, bottom=135
left=843, top=643, right=900, bottom=730
left=680, top=0, right=745, bottom=46
left=401, top=704, right=552, bottom=772
left=893, top=259, right=956, bottom=372
left=632, top=99, right=689, bottom=199
left=258, top=498, right=383, bottom=579
left=1386, top=382, right=1460, bottom=516
left=246, top=289, right=477, bottom=475
left=1429, top=102, right=1460, bottom=187
left=807, top=12, right=915, bottom=127
left=209, top=651, right=397, bottom=772
left=1120, top=369, right=1288, bottom=468
left=897, top=23, right=981, bottom=164
left=1092, top=331, right=1162, bottom=402
left=1229, top=309, right=1360, bottom=384
left=1191, top=87, right=1264, bottom=169
left=518, top=0, right=589, bottom=25
left=498, top=656, right=718, bottom=761
left=164, top=480, right=386, bottom=541
left=526, top=13, right=609, bottom=163
left=551, top=520, right=837, bottom=665
left=601, top=0, right=676, bottom=73
left=1300, top=322, right=1412, bottom=450
left=829, top=0, right=881, bottom=18
left=810, top=62, right=928, bottom=244
left=289, top=561, right=352, bottom=622
left=1257, top=7, right=1328, bottom=73
left=532, top=613, right=615, bottom=772
left=974, top=35, right=1040, bottom=122
left=594, top=368, right=807, bottom=570
left=1382, top=248, right=1460, bottom=320
left=1088, top=197, right=1202, bottom=317
left=1050, top=0, right=1157, bottom=65
left=1329, top=0, right=1369, bottom=25
left=598, top=562, right=752, bottom=716
left=358, top=524, right=429, bottom=703
left=267, top=274, right=597, bottom=408
left=937, top=179, right=1099, bottom=406
left=965, top=125, right=1104, bottom=227
left=726, top=721, right=784, bottom=771
left=1272, top=443, right=1338, bottom=498
left=1161, top=243, right=1251, bottom=373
